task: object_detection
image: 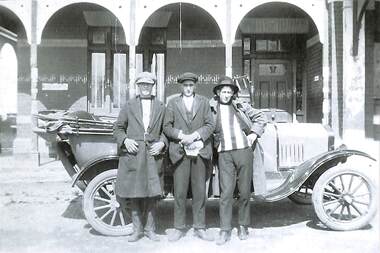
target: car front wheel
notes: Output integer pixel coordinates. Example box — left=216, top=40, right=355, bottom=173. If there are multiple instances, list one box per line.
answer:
left=83, top=169, right=132, bottom=236
left=312, top=165, right=377, bottom=231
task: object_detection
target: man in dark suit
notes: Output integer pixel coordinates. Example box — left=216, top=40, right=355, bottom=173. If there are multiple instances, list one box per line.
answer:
left=163, top=72, right=215, bottom=241
left=114, top=72, right=167, bottom=242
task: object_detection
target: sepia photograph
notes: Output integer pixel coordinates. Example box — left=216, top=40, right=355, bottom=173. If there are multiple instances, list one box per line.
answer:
left=0, top=0, right=379, bottom=252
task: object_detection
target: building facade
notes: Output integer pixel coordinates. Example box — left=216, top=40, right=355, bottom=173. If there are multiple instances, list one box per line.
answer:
left=0, top=0, right=379, bottom=163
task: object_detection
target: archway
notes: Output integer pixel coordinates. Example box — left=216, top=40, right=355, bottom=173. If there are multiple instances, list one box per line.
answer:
left=0, top=43, right=17, bottom=118
left=233, top=2, right=321, bottom=123
left=40, top=3, right=129, bottom=116
left=0, top=5, right=28, bottom=153
left=138, top=2, right=224, bottom=100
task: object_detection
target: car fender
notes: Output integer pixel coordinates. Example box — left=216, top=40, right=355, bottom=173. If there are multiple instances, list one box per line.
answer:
left=71, top=155, right=119, bottom=187
left=262, top=147, right=376, bottom=202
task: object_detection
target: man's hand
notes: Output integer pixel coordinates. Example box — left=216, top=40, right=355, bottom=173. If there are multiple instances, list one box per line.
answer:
left=180, top=132, right=200, bottom=146
left=185, top=140, right=204, bottom=150
left=247, top=133, right=257, bottom=146
left=149, top=141, right=165, bottom=156
left=123, top=138, right=139, bottom=153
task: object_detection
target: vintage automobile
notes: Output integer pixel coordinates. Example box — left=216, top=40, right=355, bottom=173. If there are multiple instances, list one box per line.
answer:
left=34, top=84, right=378, bottom=236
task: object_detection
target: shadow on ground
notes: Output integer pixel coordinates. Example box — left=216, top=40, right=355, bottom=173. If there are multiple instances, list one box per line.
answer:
left=305, top=220, right=373, bottom=231
left=61, top=196, right=318, bottom=236
left=62, top=196, right=85, bottom=220
left=155, top=198, right=315, bottom=234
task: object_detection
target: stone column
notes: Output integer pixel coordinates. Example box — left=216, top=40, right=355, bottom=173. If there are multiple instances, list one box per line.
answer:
left=225, top=44, right=232, bottom=77
left=329, top=1, right=342, bottom=137
left=322, top=3, right=330, bottom=127
left=13, top=0, right=39, bottom=165
left=225, top=0, right=232, bottom=77
left=342, top=0, right=366, bottom=146
left=129, top=0, right=136, bottom=99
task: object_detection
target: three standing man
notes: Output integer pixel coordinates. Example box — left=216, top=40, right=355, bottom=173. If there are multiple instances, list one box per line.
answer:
left=114, top=72, right=167, bottom=242
left=114, top=72, right=266, bottom=244
left=163, top=72, right=215, bottom=241
left=211, top=76, right=267, bottom=245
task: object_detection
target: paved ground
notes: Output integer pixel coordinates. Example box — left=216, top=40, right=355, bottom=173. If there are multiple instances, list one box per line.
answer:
left=0, top=155, right=379, bottom=253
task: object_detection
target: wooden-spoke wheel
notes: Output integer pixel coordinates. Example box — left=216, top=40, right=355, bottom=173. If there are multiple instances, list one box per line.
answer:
left=288, top=183, right=313, bottom=205
left=83, top=169, right=132, bottom=236
left=312, top=165, right=377, bottom=231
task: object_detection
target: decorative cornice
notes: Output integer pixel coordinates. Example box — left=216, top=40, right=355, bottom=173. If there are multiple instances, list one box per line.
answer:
left=17, top=38, right=244, bottom=48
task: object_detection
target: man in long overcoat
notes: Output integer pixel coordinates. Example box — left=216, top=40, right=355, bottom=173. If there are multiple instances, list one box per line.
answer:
left=114, top=72, right=167, bottom=242
left=163, top=72, right=215, bottom=241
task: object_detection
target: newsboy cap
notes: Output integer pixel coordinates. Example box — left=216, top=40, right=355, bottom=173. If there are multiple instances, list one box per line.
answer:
left=135, top=72, right=156, bottom=85
left=213, top=76, right=239, bottom=95
left=177, top=72, right=198, bottom=83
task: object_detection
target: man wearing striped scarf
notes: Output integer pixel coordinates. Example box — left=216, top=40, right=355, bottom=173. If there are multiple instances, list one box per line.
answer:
left=211, top=76, right=267, bottom=245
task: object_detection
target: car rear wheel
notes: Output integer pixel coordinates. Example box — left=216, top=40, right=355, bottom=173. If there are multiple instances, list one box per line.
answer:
left=83, top=169, right=132, bottom=236
left=312, top=165, right=377, bottom=231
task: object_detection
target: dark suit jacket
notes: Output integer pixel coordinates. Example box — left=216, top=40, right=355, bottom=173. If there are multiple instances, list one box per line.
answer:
left=163, top=94, right=215, bottom=164
left=113, top=97, right=167, bottom=198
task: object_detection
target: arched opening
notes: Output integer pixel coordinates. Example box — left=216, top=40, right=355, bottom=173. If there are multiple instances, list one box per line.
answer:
left=138, top=3, right=224, bottom=101
left=233, top=2, right=321, bottom=123
left=40, top=3, right=129, bottom=116
left=0, top=43, right=17, bottom=153
left=0, top=43, right=17, bottom=118
left=0, top=6, right=28, bottom=154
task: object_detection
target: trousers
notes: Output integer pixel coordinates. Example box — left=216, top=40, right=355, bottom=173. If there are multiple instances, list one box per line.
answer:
left=218, top=147, right=253, bottom=230
left=173, top=157, right=207, bottom=229
left=129, top=197, right=158, bottom=233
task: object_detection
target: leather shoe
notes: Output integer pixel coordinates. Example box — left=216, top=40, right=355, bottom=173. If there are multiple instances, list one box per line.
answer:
left=216, top=230, right=231, bottom=245
left=168, top=229, right=185, bottom=242
left=128, top=231, right=143, bottom=242
left=145, top=231, right=160, bottom=242
left=194, top=229, right=214, bottom=241
left=238, top=225, right=249, bottom=240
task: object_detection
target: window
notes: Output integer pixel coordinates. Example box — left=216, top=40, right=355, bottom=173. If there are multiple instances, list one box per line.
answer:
left=88, top=27, right=129, bottom=115
left=90, top=53, right=106, bottom=108
left=112, top=53, right=127, bottom=108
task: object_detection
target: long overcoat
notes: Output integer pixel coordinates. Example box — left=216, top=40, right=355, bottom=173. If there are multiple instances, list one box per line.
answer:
left=163, top=94, right=215, bottom=164
left=113, top=97, right=167, bottom=198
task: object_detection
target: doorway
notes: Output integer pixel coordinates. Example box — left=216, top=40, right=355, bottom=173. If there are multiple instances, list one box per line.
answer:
left=252, top=59, right=293, bottom=115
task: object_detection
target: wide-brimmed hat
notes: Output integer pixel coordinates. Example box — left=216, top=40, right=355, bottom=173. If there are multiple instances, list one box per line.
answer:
left=135, top=72, right=156, bottom=85
left=177, top=72, right=198, bottom=83
left=213, top=76, right=239, bottom=95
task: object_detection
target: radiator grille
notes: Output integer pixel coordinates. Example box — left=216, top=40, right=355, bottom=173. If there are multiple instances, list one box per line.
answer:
left=279, top=143, right=304, bottom=167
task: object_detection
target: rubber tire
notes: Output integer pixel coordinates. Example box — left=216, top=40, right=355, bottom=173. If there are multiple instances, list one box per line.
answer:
left=312, top=165, right=377, bottom=231
left=83, top=169, right=132, bottom=236
left=288, top=184, right=313, bottom=205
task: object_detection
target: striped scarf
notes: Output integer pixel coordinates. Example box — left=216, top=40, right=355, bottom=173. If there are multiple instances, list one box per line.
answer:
left=217, top=104, right=249, bottom=152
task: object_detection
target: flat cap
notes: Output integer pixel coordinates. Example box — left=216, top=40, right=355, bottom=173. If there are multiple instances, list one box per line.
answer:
left=177, top=72, right=198, bottom=83
left=213, top=76, right=239, bottom=95
left=135, top=71, right=156, bottom=85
